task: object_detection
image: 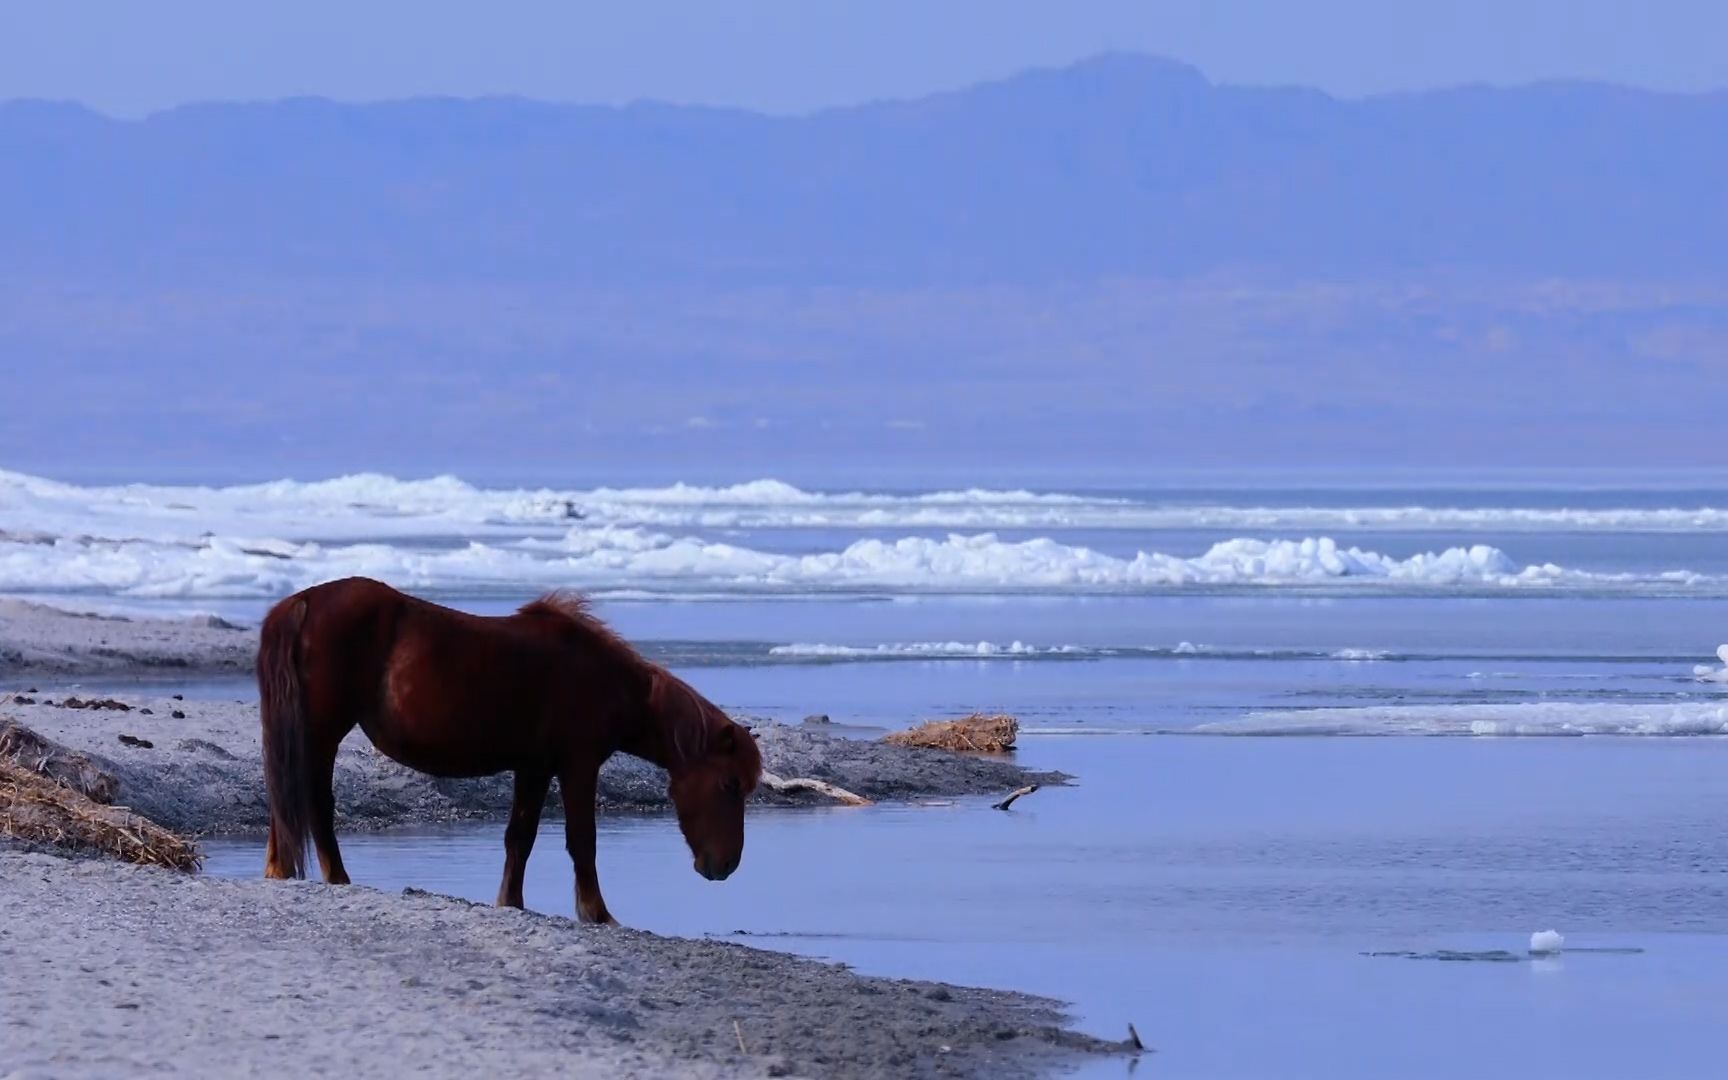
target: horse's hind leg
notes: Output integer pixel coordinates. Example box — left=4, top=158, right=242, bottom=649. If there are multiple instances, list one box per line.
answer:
left=496, top=769, right=552, bottom=909
left=307, top=727, right=352, bottom=885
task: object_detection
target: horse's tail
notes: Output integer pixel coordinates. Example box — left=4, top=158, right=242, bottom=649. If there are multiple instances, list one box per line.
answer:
left=259, top=594, right=311, bottom=879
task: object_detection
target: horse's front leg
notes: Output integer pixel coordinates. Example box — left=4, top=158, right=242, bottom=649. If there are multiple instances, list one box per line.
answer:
left=496, top=768, right=552, bottom=909
left=558, top=762, right=617, bottom=926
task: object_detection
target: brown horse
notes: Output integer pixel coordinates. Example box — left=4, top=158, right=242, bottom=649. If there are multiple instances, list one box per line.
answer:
left=255, top=576, right=761, bottom=924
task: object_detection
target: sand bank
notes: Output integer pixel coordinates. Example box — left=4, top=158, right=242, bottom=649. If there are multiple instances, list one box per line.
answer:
left=0, top=599, right=255, bottom=680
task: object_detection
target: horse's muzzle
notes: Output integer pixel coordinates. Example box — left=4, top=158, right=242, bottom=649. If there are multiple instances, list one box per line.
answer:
left=697, top=855, right=739, bottom=881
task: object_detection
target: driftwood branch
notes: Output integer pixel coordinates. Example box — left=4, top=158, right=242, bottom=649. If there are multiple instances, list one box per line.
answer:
left=758, top=770, right=872, bottom=806
left=992, top=784, right=1040, bottom=811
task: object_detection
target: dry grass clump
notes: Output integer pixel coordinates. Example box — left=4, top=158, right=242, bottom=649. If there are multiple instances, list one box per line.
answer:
left=0, top=759, right=200, bottom=870
left=0, top=717, right=199, bottom=871
left=0, top=718, right=120, bottom=803
left=882, top=713, right=1018, bottom=753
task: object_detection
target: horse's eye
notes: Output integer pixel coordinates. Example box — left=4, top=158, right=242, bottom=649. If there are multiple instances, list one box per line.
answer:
left=724, top=778, right=742, bottom=798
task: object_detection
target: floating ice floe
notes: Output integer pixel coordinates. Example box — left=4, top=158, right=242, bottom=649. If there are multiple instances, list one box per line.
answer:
left=766, top=641, right=1081, bottom=659
left=1192, top=702, right=1728, bottom=737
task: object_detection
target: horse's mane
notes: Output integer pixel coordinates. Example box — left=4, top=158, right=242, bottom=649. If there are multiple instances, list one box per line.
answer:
left=518, top=590, right=648, bottom=669
left=520, top=590, right=753, bottom=778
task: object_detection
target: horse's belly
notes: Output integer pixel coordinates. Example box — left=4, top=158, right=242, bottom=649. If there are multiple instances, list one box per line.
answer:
left=360, top=711, right=522, bottom=778
left=370, top=637, right=561, bottom=777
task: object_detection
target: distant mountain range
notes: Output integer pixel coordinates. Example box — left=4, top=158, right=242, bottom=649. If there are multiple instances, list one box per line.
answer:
left=3, top=55, right=1726, bottom=477
left=4, top=53, right=1725, bottom=285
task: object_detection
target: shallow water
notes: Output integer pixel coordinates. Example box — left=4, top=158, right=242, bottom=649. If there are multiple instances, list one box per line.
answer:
left=204, top=735, right=1728, bottom=1079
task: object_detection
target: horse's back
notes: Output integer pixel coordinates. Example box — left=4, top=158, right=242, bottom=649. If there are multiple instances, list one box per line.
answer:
left=269, top=577, right=648, bottom=776
left=280, top=578, right=599, bottom=775
left=384, top=596, right=595, bottom=772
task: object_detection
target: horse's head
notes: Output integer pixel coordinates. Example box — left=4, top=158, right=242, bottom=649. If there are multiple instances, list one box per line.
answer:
left=649, top=669, right=762, bottom=881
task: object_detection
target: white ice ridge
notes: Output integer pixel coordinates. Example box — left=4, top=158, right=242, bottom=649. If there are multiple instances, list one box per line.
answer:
left=9, top=467, right=1728, bottom=537
left=0, top=525, right=1715, bottom=600
left=768, top=641, right=1082, bottom=658
left=1192, top=702, right=1728, bottom=737
left=1693, top=645, right=1728, bottom=683
left=0, top=469, right=1106, bottom=542
left=766, top=642, right=1392, bottom=662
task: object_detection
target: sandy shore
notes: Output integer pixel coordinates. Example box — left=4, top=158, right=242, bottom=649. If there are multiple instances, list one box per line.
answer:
left=1, top=847, right=1113, bottom=1078
left=2, top=600, right=1110, bottom=1078
left=0, top=599, right=256, bottom=680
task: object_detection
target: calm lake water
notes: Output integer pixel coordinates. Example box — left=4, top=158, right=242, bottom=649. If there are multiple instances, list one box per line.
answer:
left=205, top=731, right=1728, bottom=1079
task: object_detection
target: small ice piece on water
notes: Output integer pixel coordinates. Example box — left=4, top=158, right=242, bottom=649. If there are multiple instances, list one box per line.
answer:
left=1529, top=929, right=1565, bottom=955
left=1694, top=645, right=1728, bottom=683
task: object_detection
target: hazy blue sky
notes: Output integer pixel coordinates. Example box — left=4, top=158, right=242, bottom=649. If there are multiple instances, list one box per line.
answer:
left=4, top=0, right=1723, bottom=116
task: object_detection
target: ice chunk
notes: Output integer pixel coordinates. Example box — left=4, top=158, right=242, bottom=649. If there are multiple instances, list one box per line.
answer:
left=1529, top=930, right=1565, bottom=955
left=1331, top=648, right=1389, bottom=661
left=1695, top=645, right=1728, bottom=683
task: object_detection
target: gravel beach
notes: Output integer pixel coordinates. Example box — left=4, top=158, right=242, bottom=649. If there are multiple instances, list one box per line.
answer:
left=1, top=600, right=1109, bottom=1078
